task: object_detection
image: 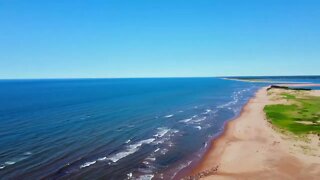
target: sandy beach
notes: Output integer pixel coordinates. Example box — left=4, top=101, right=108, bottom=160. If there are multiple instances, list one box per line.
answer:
left=188, top=86, right=320, bottom=180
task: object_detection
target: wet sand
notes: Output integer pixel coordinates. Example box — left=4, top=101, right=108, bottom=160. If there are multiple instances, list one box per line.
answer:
left=188, top=85, right=320, bottom=180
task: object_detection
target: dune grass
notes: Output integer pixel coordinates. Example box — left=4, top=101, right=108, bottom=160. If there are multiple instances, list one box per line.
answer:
left=264, top=91, right=320, bottom=134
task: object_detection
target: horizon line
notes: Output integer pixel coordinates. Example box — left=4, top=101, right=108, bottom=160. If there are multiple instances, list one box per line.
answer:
left=0, top=75, right=320, bottom=81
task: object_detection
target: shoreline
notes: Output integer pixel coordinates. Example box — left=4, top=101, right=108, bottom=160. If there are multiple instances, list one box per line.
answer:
left=173, top=88, right=258, bottom=180
left=188, top=89, right=257, bottom=178
left=186, top=85, right=320, bottom=179
left=222, top=77, right=320, bottom=85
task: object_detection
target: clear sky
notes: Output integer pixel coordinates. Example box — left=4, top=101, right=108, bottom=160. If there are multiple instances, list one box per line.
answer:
left=1, top=0, right=319, bottom=79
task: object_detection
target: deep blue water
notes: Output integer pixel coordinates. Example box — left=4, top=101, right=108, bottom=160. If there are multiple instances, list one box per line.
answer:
left=0, top=77, right=318, bottom=179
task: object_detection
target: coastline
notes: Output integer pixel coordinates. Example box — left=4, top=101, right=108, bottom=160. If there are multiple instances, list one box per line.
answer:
left=187, top=86, right=320, bottom=179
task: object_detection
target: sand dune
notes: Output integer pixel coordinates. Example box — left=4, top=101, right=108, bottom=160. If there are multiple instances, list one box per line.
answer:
left=189, top=86, right=320, bottom=180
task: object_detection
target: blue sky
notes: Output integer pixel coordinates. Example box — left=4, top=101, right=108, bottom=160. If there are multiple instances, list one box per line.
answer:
left=1, top=0, right=319, bottom=79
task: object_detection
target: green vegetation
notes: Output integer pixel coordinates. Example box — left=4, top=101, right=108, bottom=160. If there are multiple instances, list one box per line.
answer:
left=264, top=91, right=320, bottom=134
left=281, top=93, right=296, bottom=100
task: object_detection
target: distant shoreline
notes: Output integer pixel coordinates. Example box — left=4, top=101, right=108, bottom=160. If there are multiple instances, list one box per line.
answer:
left=186, top=84, right=320, bottom=179
left=222, top=77, right=320, bottom=84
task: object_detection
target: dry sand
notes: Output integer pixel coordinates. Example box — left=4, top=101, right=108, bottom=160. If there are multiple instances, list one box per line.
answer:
left=188, top=86, right=320, bottom=180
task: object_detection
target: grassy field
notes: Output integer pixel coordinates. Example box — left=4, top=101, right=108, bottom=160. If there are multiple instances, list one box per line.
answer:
left=264, top=91, right=320, bottom=134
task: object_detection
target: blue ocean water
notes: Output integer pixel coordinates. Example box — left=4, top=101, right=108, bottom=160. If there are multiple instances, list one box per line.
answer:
left=0, top=77, right=317, bottom=179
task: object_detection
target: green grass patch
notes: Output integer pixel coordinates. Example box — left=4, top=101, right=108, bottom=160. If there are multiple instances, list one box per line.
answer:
left=281, top=93, right=296, bottom=100
left=264, top=92, right=320, bottom=134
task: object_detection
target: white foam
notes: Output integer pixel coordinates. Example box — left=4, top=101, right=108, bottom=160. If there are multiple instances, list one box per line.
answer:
left=168, top=142, right=174, bottom=147
left=204, top=124, right=212, bottom=128
left=217, top=101, right=234, bottom=109
left=154, top=127, right=170, bottom=138
left=107, top=138, right=155, bottom=163
left=179, top=118, right=192, bottom=123
left=107, top=151, right=134, bottom=163
left=18, top=156, right=28, bottom=161
left=195, top=126, right=202, bottom=130
left=164, top=114, right=174, bottom=118
left=0, top=152, right=33, bottom=170
left=80, top=161, right=96, bottom=168
left=145, top=157, right=156, bottom=161
left=127, top=172, right=133, bottom=178
left=135, top=138, right=155, bottom=146
left=94, top=128, right=178, bottom=167
left=23, top=152, right=32, bottom=156
left=160, top=148, right=168, bottom=155
left=153, top=138, right=165, bottom=145
left=192, top=117, right=206, bottom=123
left=172, top=161, right=193, bottom=178
left=217, top=89, right=246, bottom=110
left=97, top=157, right=107, bottom=161
left=226, top=88, right=251, bottom=113
left=143, top=161, right=150, bottom=165
left=153, top=128, right=179, bottom=145
left=204, top=142, right=208, bottom=148
left=5, top=161, right=16, bottom=165
left=137, top=174, right=154, bottom=180
left=172, top=129, right=179, bottom=134
left=203, top=109, right=212, bottom=114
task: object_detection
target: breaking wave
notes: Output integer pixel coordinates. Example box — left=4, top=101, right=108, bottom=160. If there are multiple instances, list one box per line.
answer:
left=0, top=152, right=32, bottom=170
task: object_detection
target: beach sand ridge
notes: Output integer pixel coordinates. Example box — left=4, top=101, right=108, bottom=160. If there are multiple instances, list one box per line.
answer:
left=188, top=86, right=320, bottom=180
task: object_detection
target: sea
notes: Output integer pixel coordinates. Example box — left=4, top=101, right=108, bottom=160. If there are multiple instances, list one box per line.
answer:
left=0, top=77, right=319, bottom=179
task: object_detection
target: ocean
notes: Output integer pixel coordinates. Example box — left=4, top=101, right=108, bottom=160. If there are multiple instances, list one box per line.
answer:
left=0, top=77, right=318, bottom=179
